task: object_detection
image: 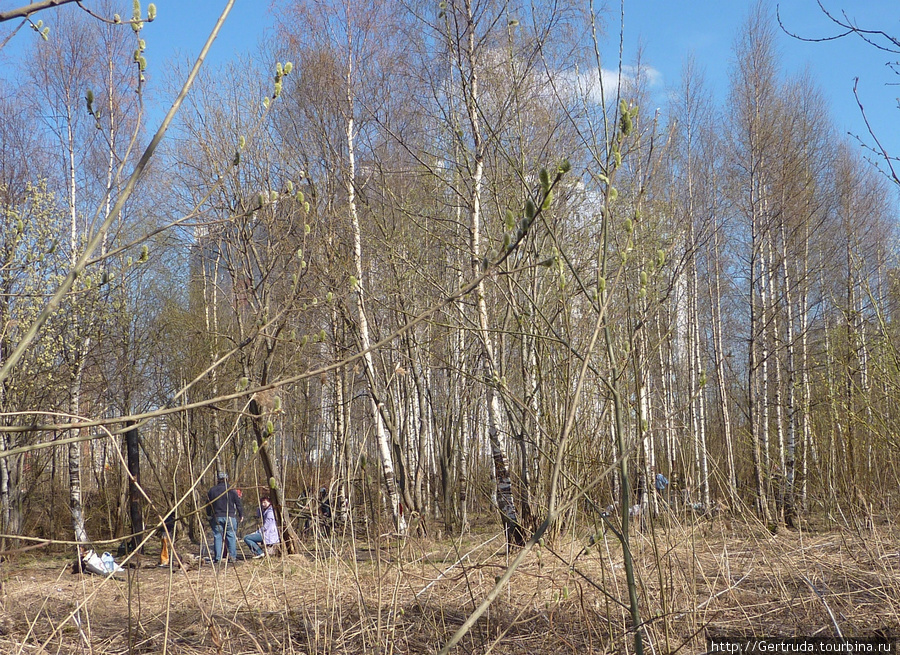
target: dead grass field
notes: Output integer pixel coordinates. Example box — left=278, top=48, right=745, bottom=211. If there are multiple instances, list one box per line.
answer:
left=1, top=515, right=899, bottom=654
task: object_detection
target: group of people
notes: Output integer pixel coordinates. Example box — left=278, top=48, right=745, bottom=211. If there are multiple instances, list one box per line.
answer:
left=203, top=471, right=279, bottom=564
left=158, top=472, right=339, bottom=567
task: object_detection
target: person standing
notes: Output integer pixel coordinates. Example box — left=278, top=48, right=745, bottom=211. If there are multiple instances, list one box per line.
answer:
left=206, top=472, right=244, bottom=563
left=243, top=495, right=280, bottom=558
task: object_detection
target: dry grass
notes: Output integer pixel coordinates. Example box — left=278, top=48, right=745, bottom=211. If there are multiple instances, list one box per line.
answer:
left=1, top=515, right=899, bottom=654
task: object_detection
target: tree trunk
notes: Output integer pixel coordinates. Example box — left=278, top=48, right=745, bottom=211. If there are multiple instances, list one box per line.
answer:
left=460, top=0, right=522, bottom=546
left=249, top=398, right=302, bottom=552
left=69, top=357, right=88, bottom=544
left=125, top=423, right=143, bottom=551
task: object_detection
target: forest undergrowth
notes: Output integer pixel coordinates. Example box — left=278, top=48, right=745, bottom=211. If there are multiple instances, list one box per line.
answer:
left=1, top=510, right=899, bottom=654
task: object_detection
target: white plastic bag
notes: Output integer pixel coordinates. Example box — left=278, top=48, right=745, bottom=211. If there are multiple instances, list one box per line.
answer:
left=82, top=549, right=122, bottom=576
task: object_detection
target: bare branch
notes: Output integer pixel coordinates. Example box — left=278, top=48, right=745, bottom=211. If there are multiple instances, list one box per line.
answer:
left=0, top=0, right=78, bottom=22
left=777, top=1, right=900, bottom=53
left=852, top=77, right=900, bottom=186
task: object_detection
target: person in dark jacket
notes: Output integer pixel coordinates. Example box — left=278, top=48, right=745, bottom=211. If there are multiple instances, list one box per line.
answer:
left=206, top=472, right=244, bottom=563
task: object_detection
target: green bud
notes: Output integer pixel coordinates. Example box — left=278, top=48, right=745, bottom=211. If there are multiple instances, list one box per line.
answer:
left=558, top=159, right=571, bottom=174
left=539, top=168, right=551, bottom=193
left=252, top=442, right=259, bottom=453
left=133, top=0, right=141, bottom=19
left=266, top=420, right=275, bottom=435
left=147, top=3, right=156, bottom=20
left=41, top=27, right=49, bottom=40
left=599, top=277, right=606, bottom=293
left=273, top=396, right=282, bottom=411
left=276, top=62, right=283, bottom=77
left=620, top=111, right=633, bottom=137
left=296, top=248, right=303, bottom=260
left=300, top=335, right=308, bottom=346
left=15, top=218, right=23, bottom=233
left=304, top=223, right=311, bottom=234
left=350, top=276, right=358, bottom=290
left=139, top=245, right=149, bottom=263
left=238, top=135, right=245, bottom=150
left=638, top=287, right=646, bottom=299
left=640, top=270, right=648, bottom=286
left=273, top=81, right=282, bottom=98
left=284, top=61, right=293, bottom=74
left=525, top=199, right=535, bottom=220
left=541, top=189, right=553, bottom=210
left=326, top=291, right=333, bottom=303
left=263, top=96, right=270, bottom=109
left=608, top=186, right=618, bottom=201
left=113, top=13, right=121, bottom=22
left=269, top=477, right=278, bottom=489
left=303, top=201, right=310, bottom=214
left=85, top=89, right=94, bottom=113
left=296, top=190, right=305, bottom=204
left=505, top=210, right=515, bottom=231
left=624, top=218, right=632, bottom=233
left=285, top=180, right=293, bottom=194
left=319, top=329, right=326, bottom=342
left=237, top=377, right=249, bottom=391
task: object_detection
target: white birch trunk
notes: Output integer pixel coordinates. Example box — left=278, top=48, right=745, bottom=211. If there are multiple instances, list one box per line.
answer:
left=460, top=0, right=520, bottom=544
left=345, top=50, right=406, bottom=531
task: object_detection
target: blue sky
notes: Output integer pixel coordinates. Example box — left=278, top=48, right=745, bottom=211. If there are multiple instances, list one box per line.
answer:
left=1, top=0, right=898, bottom=179
left=612, top=1, right=900, bottom=174
left=117, top=0, right=900, bottom=177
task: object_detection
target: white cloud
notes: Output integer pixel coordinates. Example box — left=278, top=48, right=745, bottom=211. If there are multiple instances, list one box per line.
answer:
left=560, top=64, right=662, bottom=105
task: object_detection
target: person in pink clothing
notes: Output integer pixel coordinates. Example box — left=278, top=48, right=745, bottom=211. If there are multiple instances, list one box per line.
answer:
left=243, top=495, right=280, bottom=558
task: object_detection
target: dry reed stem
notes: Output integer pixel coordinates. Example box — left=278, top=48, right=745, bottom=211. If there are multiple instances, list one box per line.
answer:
left=0, top=519, right=898, bottom=653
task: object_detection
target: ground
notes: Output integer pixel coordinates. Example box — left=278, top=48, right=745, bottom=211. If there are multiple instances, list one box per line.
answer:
left=1, top=515, right=898, bottom=654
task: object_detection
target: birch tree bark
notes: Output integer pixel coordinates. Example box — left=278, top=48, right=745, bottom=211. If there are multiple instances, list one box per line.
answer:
left=458, top=0, right=523, bottom=546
